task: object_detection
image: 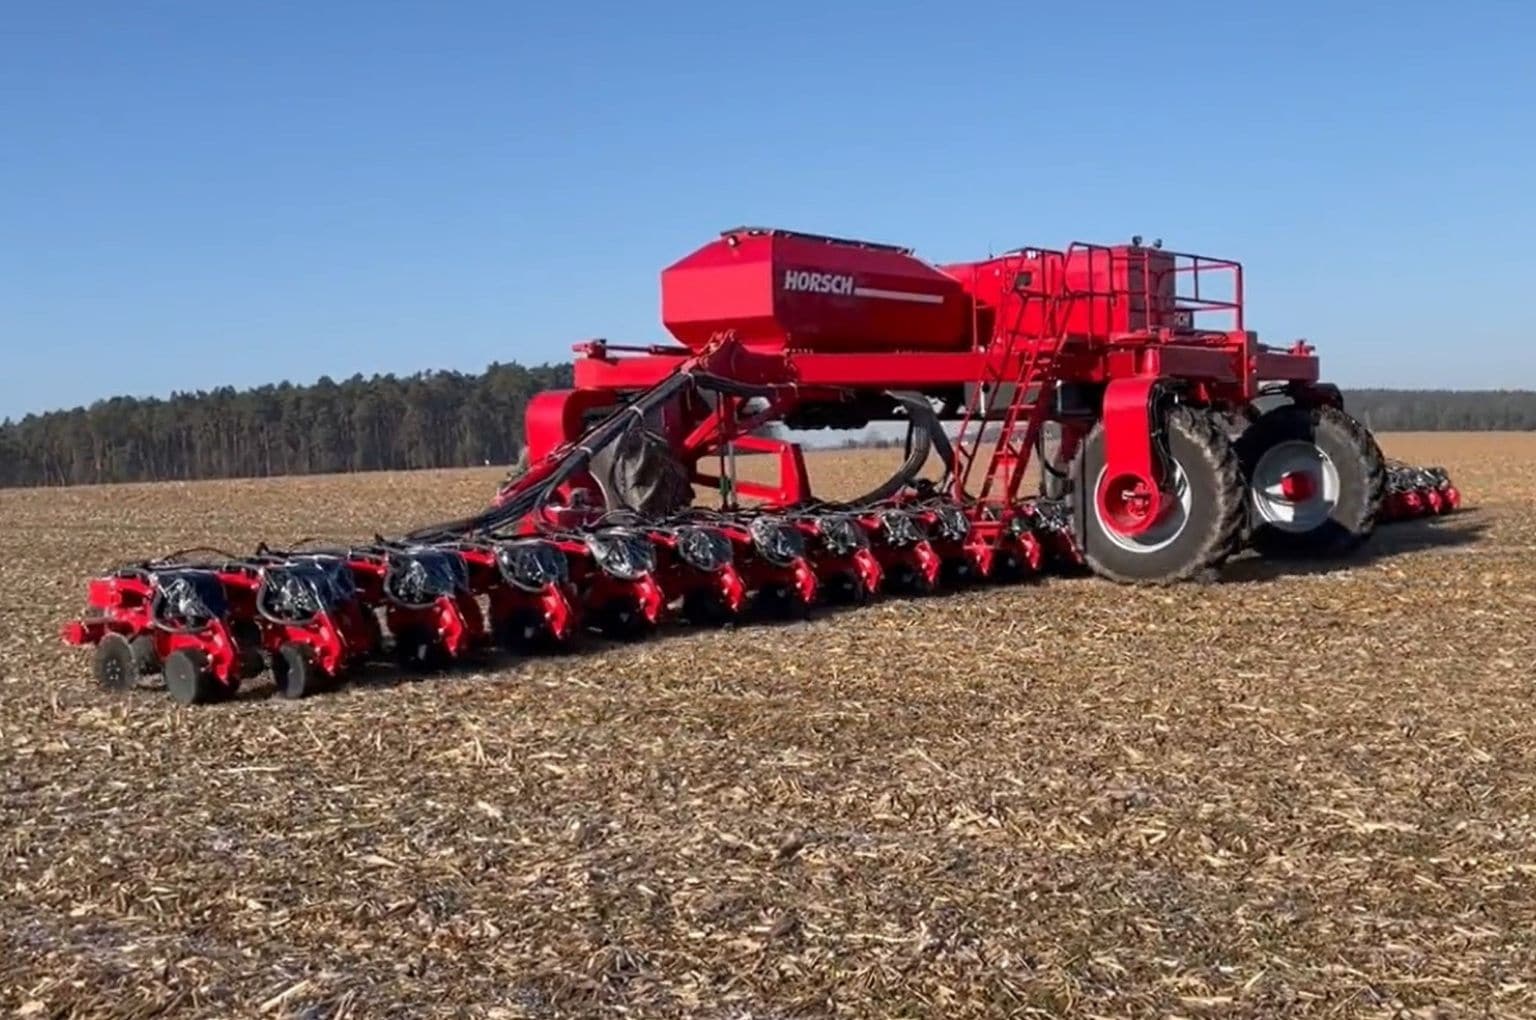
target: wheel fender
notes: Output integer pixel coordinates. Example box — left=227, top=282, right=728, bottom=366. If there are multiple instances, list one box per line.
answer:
left=1098, top=377, right=1170, bottom=538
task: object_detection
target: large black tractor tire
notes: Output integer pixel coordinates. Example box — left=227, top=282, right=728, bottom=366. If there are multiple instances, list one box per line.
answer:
left=1072, top=406, right=1246, bottom=584
left=163, top=649, right=223, bottom=706
left=1235, top=403, right=1385, bottom=558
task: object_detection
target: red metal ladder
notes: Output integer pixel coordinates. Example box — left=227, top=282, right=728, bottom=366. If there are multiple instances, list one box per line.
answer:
left=951, top=252, right=1068, bottom=506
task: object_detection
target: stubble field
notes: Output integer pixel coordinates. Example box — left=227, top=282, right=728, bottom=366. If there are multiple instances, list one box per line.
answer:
left=1, top=433, right=1533, bottom=1019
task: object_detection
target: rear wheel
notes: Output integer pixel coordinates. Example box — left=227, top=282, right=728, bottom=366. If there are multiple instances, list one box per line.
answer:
left=163, top=649, right=221, bottom=705
left=130, top=635, right=161, bottom=675
left=1073, top=406, right=1245, bottom=584
left=681, top=590, right=735, bottom=627
left=1236, top=404, right=1385, bottom=557
left=593, top=602, right=653, bottom=640
left=393, top=626, right=449, bottom=671
left=271, top=642, right=325, bottom=699
left=494, top=610, right=551, bottom=652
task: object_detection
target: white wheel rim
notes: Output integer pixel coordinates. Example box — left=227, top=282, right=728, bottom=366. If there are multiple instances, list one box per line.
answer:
left=1092, top=462, right=1193, bottom=554
left=1249, top=439, right=1339, bottom=532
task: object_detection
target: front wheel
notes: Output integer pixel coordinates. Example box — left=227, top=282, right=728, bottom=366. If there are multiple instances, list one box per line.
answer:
left=93, top=634, right=140, bottom=692
left=1072, top=406, right=1245, bottom=584
left=1235, top=404, right=1385, bottom=558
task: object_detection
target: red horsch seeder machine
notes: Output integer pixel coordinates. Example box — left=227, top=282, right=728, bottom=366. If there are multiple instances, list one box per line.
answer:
left=62, top=227, right=1463, bottom=703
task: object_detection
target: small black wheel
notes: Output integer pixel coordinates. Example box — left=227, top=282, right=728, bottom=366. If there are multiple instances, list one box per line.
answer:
left=93, top=634, right=139, bottom=692
left=822, top=572, right=871, bottom=605
left=1236, top=403, right=1386, bottom=558
left=915, top=563, right=939, bottom=595
left=940, top=557, right=979, bottom=586
left=681, top=590, right=736, bottom=627
left=238, top=647, right=267, bottom=680
left=1072, top=405, right=1246, bottom=584
left=882, top=561, right=937, bottom=597
left=593, top=602, right=652, bottom=641
left=271, top=642, right=330, bottom=699
left=229, top=621, right=266, bottom=679
left=393, top=626, right=449, bottom=671
left=493, top=610, right=543, bottom=652
left=163, top=649, right=221, bottom=706
left=752, top=585, right=814, bottom=620
left=129, top=635, right=161, bottom=675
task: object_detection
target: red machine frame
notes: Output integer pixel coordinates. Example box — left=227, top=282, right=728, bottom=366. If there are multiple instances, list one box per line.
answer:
left=517, top=231, right=1331, bottom=554
left=59, top=225, right=1466, bottom=705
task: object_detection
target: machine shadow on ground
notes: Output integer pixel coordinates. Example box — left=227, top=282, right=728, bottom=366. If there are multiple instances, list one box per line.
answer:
left=1219, top=512, right=1488, bottom=584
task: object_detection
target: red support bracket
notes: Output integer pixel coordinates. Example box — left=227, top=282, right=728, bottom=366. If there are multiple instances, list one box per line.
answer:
left=693, top=434, right=812, bottom=505
left=1097, top=376, right=1167, bottom=538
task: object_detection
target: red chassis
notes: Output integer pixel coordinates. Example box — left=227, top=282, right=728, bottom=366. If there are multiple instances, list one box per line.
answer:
left=514, top=236, right=1324, bottom=557
left=517, top=333, right=1323, bottom=545
left=56, top=226, right=1468, bottom=704
left=421, top=227, right=1417, bottom=594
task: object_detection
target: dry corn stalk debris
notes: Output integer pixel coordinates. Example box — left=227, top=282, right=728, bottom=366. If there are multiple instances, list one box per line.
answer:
left=1, top=434, right=1533, bottom=1019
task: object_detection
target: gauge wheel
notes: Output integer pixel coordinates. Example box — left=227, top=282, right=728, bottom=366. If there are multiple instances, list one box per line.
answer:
left=593, top=602, right=653, bottom=641
left=163, top=649, right=223, bottom=706
left=271, top=642, right=324, bottom=699
left=393, top=625, right=449, bottom=671
left=93, top=634, right=139, bottom=692
left=494, top=610, right=549, bottom=652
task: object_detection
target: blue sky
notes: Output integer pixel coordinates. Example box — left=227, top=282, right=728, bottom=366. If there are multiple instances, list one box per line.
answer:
left=3, top=0, right=1533, bottom=419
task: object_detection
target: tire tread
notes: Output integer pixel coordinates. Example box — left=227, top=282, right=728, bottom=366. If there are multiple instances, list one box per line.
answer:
left=1239, top=403, right=1385, bottom=558
left=1079, top=406, right=1246, bottom=585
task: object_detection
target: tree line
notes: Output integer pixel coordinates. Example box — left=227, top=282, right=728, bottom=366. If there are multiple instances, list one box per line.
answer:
left=1344, top=388, right=1536, bottom=432
left=0, top=362, right=572, bottom=488
left=0, top=372, right=1531, bottom=488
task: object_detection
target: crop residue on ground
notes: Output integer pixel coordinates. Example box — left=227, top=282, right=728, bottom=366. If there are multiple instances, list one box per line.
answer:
left=1, top=433, right=1533, bottom=1018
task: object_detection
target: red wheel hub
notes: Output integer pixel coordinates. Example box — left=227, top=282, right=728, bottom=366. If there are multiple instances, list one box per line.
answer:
left=1278, top=469, right=1317, bottom=503
left=1097, top=473, right=1164, bottom=537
